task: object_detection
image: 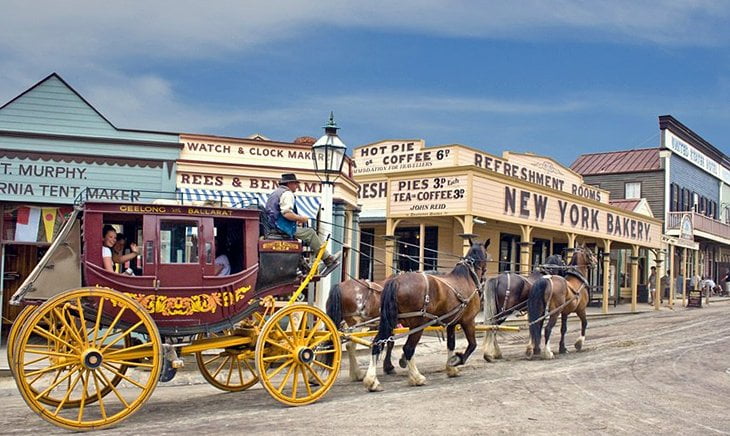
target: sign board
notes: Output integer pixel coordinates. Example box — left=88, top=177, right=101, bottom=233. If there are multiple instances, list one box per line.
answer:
left=388, top=175, right=468, bottom=217
left=687, top=289, right=703, bottom=308
left=665, top=131, right=730, bottom=185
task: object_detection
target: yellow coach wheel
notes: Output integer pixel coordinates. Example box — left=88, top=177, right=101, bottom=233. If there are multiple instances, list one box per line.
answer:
left=195, top=329, right=258, bottom=392
left=13, top=288, right=162, bottom=431
left=10, top=304, right=130, bottom=408
left=7, top=305, right=36, bottom=378
left=255, top=304, right=341, bottom=406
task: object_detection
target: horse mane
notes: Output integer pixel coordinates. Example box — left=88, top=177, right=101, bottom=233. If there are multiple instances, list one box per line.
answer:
left=451, top=242, right=486, bottom=281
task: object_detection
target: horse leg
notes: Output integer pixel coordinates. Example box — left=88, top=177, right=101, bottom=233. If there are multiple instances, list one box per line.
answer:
left=403, top=330, right=426, bottom=386
left=445, top=325, right=460, bottom=377
left=541, top=313, right=557, bottom=360
left=346, top=341, right=364, bottom=381
left=574, top=307, right=587, bottom=351
left=558, top=313, right=569, bottom=354
left=482, top=330, right=502, bottom=362
left=383, top=340, right=396, bottom=375
left=451, top=320, right=477, bottom=368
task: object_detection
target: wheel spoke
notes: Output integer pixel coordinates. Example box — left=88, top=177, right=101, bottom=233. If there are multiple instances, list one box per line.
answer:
left=78, top=369, right=90, bottom=422
left=76, top=297, right=90, bottom=342
left=97, top=306, right=127, bottom=347
left=105, top=359, right=154, bottom=368
left=312, top=359, right=334, bottom=371
left=52, top=307, right=84, bottom=346
left=273, top=322, right=297, bottom=350
left=102, top=362, right=146, bottom=390
left=31, top=325, right=77, bottom=353
left=91, top=297, right=105, bottom=343
left=97, top=368, right=129, bottom=408
left=211, top=355, right=231, bottom=379
left=291, top=364, right=299, bottom=399
left=52, top=368, right=83, bottom=416
left=304, top=318, right=324, bottom=345
left=242, top=358, right=256, bottom=376
left=276, top=363, right=296, bottom=393
left=24, top=360, right=77, bottom=378
left=101, top=320, right=144, bottom=353
left=264, top=338, right=293, bottom=353
left=304, top=363, right=326, bottom=387
left=204, top=353, right=224, bottom=367
left=236, top=356, right=245, bottom=385
left=91, top=370, right=108, bottom=420
left=300, top=365, right=313, bottom=397
left=105, top=341, right=154, bottom=359
left=24, top=348, right=77, bottom=359
left=225, top=356, right=235, bottom=386
left=262, top=353, right=292, bottom=362
left=313, top=349, right=336, bottom=355
left=267, top=359, right=293, bottom=379
left=33, top=365, right=77, bottom=400
left=308, top=331, right=333, bottom=348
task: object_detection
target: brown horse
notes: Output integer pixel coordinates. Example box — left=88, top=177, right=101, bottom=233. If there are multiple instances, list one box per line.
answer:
left=482, top=254, right=565, bottom=361
left=363, top=239, right=489, bottom=392
left=527, top=245, right=597, bottom=359
left=325, top=278, right=395, bottom=381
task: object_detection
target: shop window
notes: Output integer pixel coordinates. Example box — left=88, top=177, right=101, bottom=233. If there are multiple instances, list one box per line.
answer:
left=358, top=228, right=375, bottom=280
left=699, top=196, right=706, bottom=215
left=680, top=188, right=690, bottom=211
left=395, top=227, right=438, bottom=272
left=531, top=238, right=550, bottom=270
left=499, top=233, right=521, bottom=273
left=692, top=192, right=699, bottom=212
left=670, top=183, right=679, bottom=212
left=624, top=182, right=641, bottom=199
left=160, top=221, right=199, bottom=263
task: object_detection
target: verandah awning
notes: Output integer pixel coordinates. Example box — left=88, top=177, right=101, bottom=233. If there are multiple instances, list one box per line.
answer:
left=177, top=188, right=322, bottom=219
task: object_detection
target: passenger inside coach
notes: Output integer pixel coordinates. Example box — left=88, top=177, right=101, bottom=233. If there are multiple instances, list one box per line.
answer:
left=102, top=225, right=140, bottom=274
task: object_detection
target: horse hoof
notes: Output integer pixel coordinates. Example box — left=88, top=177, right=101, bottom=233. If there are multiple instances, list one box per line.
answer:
left=384, top=366, right=396, bottom=375
left=559, top=347, right=568, bottom=355
left=446, top=365, right=461, bottom=378
left=399, top=355, right=407, bottom=369
left=447, top=354, right=461, bottom=367
left=575, top=336, right=585, bottom=351
left=525, top=348, right=533, bottom=358
left=483, top=353, right=495, bottom=362
left=363, top=376, right=382, bottom=392
left=408, top=375, right=426, bottom=386
left=541, top=350, right=554, bottom=360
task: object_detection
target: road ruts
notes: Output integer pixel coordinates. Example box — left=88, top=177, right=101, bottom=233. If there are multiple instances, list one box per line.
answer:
left=1, top=302, right=729, bottom=435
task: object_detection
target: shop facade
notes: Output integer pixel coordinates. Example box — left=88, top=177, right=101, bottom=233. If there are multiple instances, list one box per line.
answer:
left=176, top=133, right=360, bottom=299
left=0, top=73, right=181, bottom=333
left=574, top=115, right=730, bottom=305
left=353, top=139, right=662, bottom=313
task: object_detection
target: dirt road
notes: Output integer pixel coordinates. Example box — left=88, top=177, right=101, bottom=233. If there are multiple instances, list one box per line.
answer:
left=1, top=302, right=729, bottom=435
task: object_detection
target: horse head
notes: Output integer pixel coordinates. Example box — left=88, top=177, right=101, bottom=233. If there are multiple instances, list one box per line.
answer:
left=465, top=238, right=490, bottom=282
left=570, top=244, right=596, bottom=278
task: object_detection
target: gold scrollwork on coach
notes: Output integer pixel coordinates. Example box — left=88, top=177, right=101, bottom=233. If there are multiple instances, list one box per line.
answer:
left=261, top=240, right=300, bottom=251
left=122, top=285, right=252, bottom=316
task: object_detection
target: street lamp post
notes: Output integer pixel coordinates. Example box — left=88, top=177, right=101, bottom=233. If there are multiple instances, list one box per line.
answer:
left=311, top=112, right=347, bottom=310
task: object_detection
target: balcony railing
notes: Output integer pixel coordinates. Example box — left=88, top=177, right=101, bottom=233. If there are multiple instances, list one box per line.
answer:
left=666, top=211, right=730, bottom=241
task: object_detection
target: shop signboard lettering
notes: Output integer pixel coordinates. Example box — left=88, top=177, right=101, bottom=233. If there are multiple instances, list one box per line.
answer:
left=666, top=132, right=730, bottom=184
left=178, top=173, right=322, bottom=194
left=0, top=159, right=142, bottom=203
left=389, top=176, right=467, bottom=217
left=502, top=186, right=654, bottom=243
left=354, top=140, right=453, bottom=175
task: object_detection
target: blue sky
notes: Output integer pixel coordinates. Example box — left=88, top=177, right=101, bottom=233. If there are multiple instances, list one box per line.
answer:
left=1, top=0, right=729, bottom=165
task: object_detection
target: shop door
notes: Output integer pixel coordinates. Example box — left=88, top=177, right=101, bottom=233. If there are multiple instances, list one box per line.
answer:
left=2, top=245, right=43, bottom=325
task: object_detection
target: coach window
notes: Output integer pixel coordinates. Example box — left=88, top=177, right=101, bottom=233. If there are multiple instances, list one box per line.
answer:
left=160, top=220, right=199, bottom=263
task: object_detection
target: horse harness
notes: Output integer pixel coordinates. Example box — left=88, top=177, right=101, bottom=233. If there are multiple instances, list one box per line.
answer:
left=341, top=279, right=384, bottom=320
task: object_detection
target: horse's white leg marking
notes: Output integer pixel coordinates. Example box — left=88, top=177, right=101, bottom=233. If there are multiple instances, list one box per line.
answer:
left=407, top=357, right=426, bottom=386
left=541, top=337, right=554, bottom=360
left=347, top=341, right=363, bottom=381
left=363, top=354, right=382, bottom=392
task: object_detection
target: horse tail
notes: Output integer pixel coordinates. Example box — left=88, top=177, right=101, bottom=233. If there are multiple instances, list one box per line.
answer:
left=528, top=277, right=549, bottom=349
left=373, top=279, right=399, bottom=356
left=483, top=276, right=499, bottom=324
left=326, top=283, right=343, bottom=328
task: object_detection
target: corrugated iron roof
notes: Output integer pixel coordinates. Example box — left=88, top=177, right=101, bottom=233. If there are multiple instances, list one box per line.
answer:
left=609, top=199, right=641, bottom=212
left=570, top=148, right=660, bottom=175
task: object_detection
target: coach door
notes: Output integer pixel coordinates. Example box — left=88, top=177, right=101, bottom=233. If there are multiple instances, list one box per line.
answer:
left=151, top=216, right=211, bottom=287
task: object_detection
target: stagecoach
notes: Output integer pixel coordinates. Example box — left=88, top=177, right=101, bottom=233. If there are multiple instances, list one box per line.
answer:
left=7, top=198, right=343, bottom=430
